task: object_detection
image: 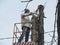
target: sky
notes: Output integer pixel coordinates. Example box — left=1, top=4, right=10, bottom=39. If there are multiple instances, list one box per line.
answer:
left=0, top=0, right=57, bottom=45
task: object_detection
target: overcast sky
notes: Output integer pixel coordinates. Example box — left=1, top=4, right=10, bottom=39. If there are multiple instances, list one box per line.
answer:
left=0, top=0, right=57, bottom=45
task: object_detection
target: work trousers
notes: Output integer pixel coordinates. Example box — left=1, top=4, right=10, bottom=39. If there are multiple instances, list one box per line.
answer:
left=18, top=26, right=30, bottom=43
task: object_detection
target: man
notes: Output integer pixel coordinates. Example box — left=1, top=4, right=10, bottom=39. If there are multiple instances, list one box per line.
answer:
left=18, top=9, right=32, bottom=43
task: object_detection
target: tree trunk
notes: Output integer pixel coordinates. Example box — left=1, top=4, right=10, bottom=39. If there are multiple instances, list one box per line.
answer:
left=57, top=0, right=60, bottom=45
